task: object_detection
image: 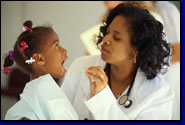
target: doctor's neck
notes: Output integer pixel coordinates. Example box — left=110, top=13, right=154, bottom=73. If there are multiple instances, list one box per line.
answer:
left=110, top=60, right=137, bottom=83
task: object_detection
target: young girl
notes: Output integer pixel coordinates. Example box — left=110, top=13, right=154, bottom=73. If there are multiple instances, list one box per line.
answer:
left=3, top=20, right=78, bottom=120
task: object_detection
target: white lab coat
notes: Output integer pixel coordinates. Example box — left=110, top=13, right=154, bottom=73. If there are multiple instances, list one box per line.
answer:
left=5, top=74, right=78, bottom=120
left=61, top=55, right=174, bottom=120
left=154, top=1, right=180, bottom=120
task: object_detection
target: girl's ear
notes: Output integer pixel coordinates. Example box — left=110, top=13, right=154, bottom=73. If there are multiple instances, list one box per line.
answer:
left=32, top=53, right=45, bottom=65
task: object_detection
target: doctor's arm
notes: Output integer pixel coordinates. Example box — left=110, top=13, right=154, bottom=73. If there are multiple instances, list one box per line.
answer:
left=84, top=83, right=173, bottom=120
left=85, top=66, right=129, bottom=120
left=84, top=67, right=173, bottom=120
left=84, top=85, right=129, bottom=120
left=171, top=42, right=180, bottom=63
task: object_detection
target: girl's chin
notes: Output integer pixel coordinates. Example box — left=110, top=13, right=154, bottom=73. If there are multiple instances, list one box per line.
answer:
left=60, top=74, right=65, bottom=78
left=53, top=70, right=65, bottom=79
left=61, top=66, right=66, bottom=73
left=55, top=73, right=65, bottom=79
left=60, top=67, right=66, bottom=77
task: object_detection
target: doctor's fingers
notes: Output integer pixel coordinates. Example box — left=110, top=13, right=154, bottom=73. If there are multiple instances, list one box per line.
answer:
left=86, top=73, right=97, bottom=95
left=86, top=66, right=107, bottom=80
left=86, top=72, right=107, bottom=87
left=86, top=72, right=93, bottom=83
left=86, top=72, right=102, bottom=83
left=86, top=70, right=106, bottom=83
left=89, top=66, right=105, bottom=74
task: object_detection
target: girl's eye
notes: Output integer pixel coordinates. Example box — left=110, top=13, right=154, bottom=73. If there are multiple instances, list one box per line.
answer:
left=55, top=44, right=58, bottom=48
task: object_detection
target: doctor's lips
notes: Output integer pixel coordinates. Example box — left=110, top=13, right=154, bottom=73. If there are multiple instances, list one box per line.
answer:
left=100, top=46, right=109, bottom=54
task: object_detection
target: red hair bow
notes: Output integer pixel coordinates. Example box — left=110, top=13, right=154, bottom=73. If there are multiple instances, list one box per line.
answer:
left=1, top=67, right=13, bottom=73
left=20, top=41, right=28, bottom=52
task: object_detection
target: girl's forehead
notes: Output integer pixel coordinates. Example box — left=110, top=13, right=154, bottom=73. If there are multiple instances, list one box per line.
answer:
left=45, top=32, right=59, bottom=42
left=41, top=32, right=59, bottom=49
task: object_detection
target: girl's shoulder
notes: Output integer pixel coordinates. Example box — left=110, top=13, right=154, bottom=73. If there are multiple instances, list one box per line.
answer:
left=21, top=74, right=64, bottom=101
left=5, top=98, right=37, bottom=120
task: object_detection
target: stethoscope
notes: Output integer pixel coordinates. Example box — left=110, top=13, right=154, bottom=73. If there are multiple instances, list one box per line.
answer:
left=104, top=63, right=136, bottom=108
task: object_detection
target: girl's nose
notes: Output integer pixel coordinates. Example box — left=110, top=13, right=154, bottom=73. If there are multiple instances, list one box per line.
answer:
left=61, top=47, right=67, bottom=54
left=63, top=49, right=67, bottom=55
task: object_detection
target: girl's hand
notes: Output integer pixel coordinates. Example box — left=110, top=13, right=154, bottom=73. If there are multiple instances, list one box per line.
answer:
left=85, top=66, right=108, bottom=96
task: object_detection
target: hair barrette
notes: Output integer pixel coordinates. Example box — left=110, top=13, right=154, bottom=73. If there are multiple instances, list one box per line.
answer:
left=8, top=50, right=14, bottom=61
left=23, top=26, right=32, bottom=32
left=25, top=57, right=35, bottom=64
left=20, top=41, right=28, bottom=52
left=1, top=67, right=13, bottom=73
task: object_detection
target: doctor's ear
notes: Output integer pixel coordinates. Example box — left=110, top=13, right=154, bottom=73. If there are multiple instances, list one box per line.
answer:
left=32, top=53, right=45, bottom=65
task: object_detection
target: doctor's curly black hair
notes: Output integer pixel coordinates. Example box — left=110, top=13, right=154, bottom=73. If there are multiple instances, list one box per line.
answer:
left=96, top=3, right=171, bottom=80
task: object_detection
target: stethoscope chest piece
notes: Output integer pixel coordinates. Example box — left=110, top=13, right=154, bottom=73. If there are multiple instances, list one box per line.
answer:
left=118, top=94, right=132, bottom=108
left=124, top=100, right=132, bottom=108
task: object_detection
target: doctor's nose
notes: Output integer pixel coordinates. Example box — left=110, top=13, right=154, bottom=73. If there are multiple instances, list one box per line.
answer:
left=103, top=36, right=111, bottom=46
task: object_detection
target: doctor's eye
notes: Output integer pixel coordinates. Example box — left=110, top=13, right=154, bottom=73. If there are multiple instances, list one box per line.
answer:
left=113, top=36, right=120, bottom=41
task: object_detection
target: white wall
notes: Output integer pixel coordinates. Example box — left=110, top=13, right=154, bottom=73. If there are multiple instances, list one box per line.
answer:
left=22, top=1, right=106, bottom=66
left=1, top=1, right=106, bottom=119
left=1, top=1, right=23, bottom=88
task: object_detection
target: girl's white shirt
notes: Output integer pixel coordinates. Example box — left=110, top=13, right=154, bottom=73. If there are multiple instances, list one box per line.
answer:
left=61, top=55, right=174, bottom=120
left=5, top=74, right=78, bottom=120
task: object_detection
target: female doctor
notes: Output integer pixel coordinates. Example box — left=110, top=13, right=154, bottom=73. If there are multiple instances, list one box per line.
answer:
left=61, top=3, right=174, bottom=120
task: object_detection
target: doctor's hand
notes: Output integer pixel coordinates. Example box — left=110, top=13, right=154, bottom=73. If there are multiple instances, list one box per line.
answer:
left=85, top=66, right=108, bottom=96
